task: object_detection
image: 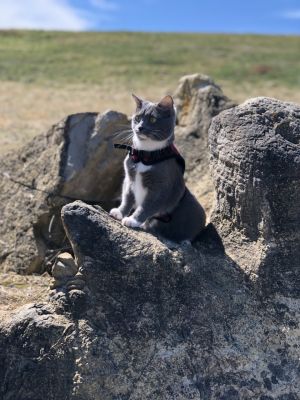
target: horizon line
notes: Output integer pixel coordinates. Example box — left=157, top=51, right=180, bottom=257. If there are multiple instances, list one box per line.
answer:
left=0, top=28, right=299, bottom=37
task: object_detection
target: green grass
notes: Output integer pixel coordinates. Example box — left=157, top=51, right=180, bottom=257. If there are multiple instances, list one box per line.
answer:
left=0, top=30, right=299, bottom=90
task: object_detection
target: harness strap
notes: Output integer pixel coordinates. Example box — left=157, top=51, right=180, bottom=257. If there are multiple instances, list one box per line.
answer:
left=153, top=188, right=187, bottom=223
left=114, top=143, right=185, bottom=174
left=114, top=143, right=187, bottom=223
left=113, top=144, right=132, bottom=151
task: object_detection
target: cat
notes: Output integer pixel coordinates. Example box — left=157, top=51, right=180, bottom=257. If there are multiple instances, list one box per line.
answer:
left=109, top=94, right=206, bottom=242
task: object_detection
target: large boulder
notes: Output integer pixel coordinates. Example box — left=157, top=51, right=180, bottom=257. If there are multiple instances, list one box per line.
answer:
left=1, top=96, right=300, bottom=398
left=0, top=74, right=234, bottom=275
left=174, top=74, right=235, bottom=213
left=209, top=97, right=300, bottom=297
left=0, top=202, right=299, bottom=399
left=0, top=111, right=130, bottom=273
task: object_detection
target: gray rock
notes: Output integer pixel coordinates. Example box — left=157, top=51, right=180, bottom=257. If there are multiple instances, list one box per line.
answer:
left=0, top=111, right=129, bottom=273
left=65, top=276, right=85, bottom=291
left=174, top=74, right=235, bottom=213
left=0, top=74, right=235, bottom=275
left=209, top=97, right=300, bottom=297
left=50, top=252, right=81, bottom=289
left=0, top=303, right=76, bottom=399
left=2, top=88, right=300, bottom=399
left=51, top=252, right=78, bottom=280
left=0, top=201, right=299, bottom=399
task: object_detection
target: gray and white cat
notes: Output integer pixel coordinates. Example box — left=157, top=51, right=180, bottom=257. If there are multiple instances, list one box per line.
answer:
left=110, top=94, right=206, bottom=242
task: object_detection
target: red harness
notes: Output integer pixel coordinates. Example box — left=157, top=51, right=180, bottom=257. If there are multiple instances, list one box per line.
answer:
left=114, top=143, right=186, bottom=223
left=114, top=143, right=185, bottom=174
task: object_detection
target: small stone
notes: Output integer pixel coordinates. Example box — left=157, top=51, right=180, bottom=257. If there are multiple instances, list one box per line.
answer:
left=66, top=278, right=85, bottom=291
left=50, top=278, right=66, bottom=289
left=57, top=253, right=77, bottom=271
left=52, top=253, right=77, bottom=280
left=68, top=289, right=88, bottom=316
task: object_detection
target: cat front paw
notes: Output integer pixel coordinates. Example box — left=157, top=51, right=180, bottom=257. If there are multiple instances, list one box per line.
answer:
left=122, top=216, right=142, bottom=228
left=109, top=208, right=123, bottom=221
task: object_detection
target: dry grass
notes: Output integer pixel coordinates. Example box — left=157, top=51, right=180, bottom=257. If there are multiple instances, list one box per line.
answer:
left=0, top=31, right=299, bottom=154
left=0, top=272, right=51, bottom=314
left=1, top=80, right=300, bottom=155
left=0, top=81, right=169, bottom=154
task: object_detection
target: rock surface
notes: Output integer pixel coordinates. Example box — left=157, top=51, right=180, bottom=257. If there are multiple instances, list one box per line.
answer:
left=0, top=111, right=129, bottom=273
left=1, top=90, right=300, bottom=398
left=0, top=82, right=300, bottom=400
left=0, top=201, right=299, bottom=399
left=50, top=252, right=79, bottom=289
left=174, top=74, right=235, bottom=213
left=209, top=97, right=300, bottom=297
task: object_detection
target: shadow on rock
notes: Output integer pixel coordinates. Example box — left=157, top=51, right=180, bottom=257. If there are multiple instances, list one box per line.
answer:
left=1, top=201, right=299, bottom=399
left=209, top=97, right=300, bottom=299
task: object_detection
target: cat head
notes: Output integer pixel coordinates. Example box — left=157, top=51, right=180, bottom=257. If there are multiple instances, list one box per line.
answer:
left=131, top=94, right=176, bottom=151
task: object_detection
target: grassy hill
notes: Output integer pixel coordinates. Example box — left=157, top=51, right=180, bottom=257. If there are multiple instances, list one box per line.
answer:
left=1, top=30, right=299, bottom=87
left=0, top=30, right=299, bottom=153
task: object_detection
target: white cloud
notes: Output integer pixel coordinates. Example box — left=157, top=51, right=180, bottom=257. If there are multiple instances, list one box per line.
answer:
left=281, top=9, right=300, bottom=20
left=0, top=0, right=118, bottom=31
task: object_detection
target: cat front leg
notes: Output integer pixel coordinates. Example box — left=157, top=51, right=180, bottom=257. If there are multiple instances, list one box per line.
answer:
left=122, top=215, right=143, bottom=228
left=109, top=208, right=123, bottom=221
left=122, top=203, right=155, bottom=228
left=110, top=177, right=134, bottom=221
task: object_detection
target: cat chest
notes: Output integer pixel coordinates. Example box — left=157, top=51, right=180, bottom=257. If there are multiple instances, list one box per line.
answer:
left=130, top=162, right=152, bottom=206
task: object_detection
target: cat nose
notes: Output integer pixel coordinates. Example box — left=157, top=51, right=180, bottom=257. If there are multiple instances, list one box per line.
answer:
left=137, top=126, right=144, bottom=132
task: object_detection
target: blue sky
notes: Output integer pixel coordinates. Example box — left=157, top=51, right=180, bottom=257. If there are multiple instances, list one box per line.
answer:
left=0, top=0, right=299, bottom=34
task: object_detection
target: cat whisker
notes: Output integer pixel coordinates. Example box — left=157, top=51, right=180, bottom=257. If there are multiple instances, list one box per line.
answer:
left=114, top=133, right=133, bottom=144
left=111, top=129, right=133, bottom=138
left=118, top=134, right=133, bottom=141
left=115, top=123, right=133, bottom=128
left=112, top=128, right=132, bottom=134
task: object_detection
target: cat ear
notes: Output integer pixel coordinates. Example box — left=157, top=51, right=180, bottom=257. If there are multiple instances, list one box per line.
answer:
left=158, top=95, right=174, bottom=110
left=132, top=93, right=143, bottom=110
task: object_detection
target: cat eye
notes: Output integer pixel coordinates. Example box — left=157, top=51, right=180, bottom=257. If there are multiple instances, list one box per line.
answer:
left=135, top=115, right=141, bottom=122
left=149, top=116, right=157, bottom=124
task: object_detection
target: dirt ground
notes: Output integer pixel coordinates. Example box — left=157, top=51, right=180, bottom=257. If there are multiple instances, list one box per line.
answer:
left=0, top=272, right=52, bottom=316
